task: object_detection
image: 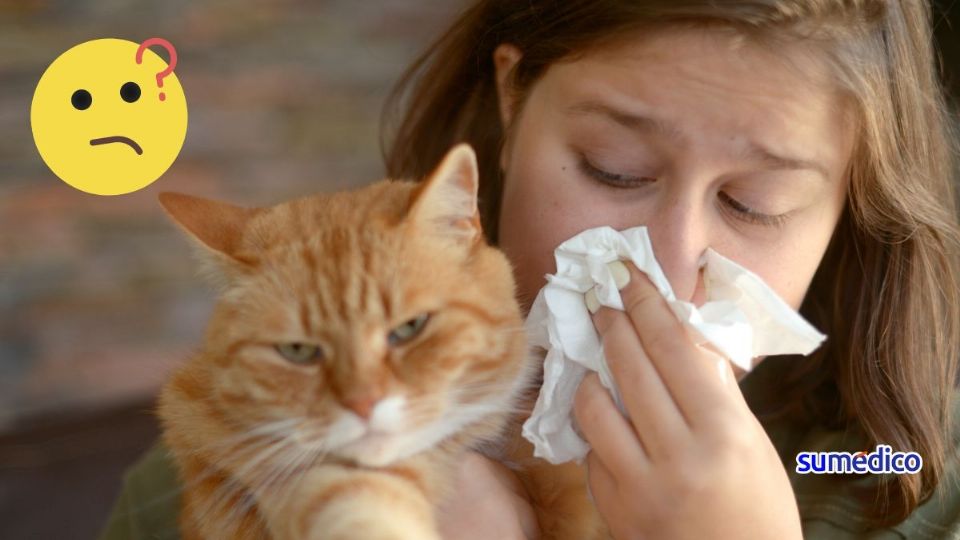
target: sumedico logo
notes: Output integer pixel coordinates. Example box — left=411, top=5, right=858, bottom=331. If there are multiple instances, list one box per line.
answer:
left=796, top=445, right=922, bottom=474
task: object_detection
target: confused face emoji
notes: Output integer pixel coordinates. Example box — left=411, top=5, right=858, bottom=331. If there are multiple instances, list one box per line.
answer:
left=31, top=38, right=188, bottom=196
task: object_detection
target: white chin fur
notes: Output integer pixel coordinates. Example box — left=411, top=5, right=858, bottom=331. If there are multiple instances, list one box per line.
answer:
left=339, top=436, right=405, bottom=467
left=312, top=391, right=514, bottom=467
left=337, top=400, right=506, bottom=466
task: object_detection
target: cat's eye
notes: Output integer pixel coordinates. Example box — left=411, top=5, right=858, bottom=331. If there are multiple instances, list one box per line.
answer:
left=388, top=314, right=430, bottom=346
left=275, top=343, right=323, bottom=365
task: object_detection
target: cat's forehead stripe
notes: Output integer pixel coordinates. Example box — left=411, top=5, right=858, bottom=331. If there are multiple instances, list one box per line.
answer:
left=301, top=244, right=318, bottom=277
left=298, top=298, right=313, bottom=335
left=282, top=206, right=416, bottom=337
left=333, top=234, right=353, bottom=323
left=358, top=243, right=374, bottom=313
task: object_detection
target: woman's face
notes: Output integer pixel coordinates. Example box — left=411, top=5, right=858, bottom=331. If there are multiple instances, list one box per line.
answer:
left=495, top=27, right=854, bottom=318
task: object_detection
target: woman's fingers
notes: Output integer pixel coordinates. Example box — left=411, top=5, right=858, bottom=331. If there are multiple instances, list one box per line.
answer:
left=573, top=373, right=648, bottom=473
left=589, top=305, right=690, bottom=460
left=584, top=450, right=623, bottom=529
left=712, top=347, right=755, bottom=416
left=616, top=263, right=735, bottom=423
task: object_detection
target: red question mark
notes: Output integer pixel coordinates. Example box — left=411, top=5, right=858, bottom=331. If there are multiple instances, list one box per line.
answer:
left=135, top=38, right=178, bottom=102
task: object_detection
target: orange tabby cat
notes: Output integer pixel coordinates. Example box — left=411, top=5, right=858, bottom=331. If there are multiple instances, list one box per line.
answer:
left=157, top=144, right=605, bottom=539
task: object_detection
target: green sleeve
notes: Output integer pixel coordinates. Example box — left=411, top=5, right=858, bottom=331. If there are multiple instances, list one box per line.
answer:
left=795, top=487, right=960, bottom=539
left=788, top=426, right=960, bottom=539
left=98, top=442, right=183, bottom=540
left=741, top=357, right=960, bottom=539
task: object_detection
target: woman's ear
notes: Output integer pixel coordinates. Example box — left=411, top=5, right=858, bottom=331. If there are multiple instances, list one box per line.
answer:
left=493, top=43, right=522, bottom=129
left=493, top=43, right=522, bottom=175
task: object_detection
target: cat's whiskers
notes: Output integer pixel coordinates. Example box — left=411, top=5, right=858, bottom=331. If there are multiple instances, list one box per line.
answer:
left=165, top=418, right=304, bottom=532
left=183, top=417, right=302, bottom=461
left=225, top=436, right=328, bottom=528
left=282, top=440, right=328, bottom=506
left=289, top=414, right=366, bottom=450
left=251, top=438, right=319, bottom=499
left=397, top=385, right=502, bottom=423
left=192, top=424, right=301, bottom=528
left=209, top=418, right=332, bottom=530
left=399, top=393, right=524, bottom=437
left=114, top=418, right=302, bottom=524
left=224, top=430, right=299, bottom=485
left=195, top=475, right=252, bottom=533
left=226, top=441, right=299, bottom=523
left=188, top=437, right=281, bottom=494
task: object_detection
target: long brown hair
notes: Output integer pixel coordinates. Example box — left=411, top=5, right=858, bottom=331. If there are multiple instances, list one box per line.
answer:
left=382, top=0, right=960, bottom=527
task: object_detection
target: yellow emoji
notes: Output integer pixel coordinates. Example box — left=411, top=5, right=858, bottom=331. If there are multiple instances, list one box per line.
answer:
left=31, top=38, right=188, bottom=196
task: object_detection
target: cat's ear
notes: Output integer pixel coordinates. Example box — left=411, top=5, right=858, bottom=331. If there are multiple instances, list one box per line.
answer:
left=158, top=192, right=261, bottom=281
left=408, top=143, right=482, bottom=245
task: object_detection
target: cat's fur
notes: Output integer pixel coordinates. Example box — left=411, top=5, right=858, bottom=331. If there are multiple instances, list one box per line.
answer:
left=157, top=145, right=605, bottom=539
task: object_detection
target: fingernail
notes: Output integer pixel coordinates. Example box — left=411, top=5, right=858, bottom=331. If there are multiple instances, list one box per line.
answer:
left=608, top=260, right=630, bottom=290
left=585, top=287, right=600, bottom=314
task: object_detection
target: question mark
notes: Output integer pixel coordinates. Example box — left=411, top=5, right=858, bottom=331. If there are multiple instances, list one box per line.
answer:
left=135, top=37, right=178, bottom=102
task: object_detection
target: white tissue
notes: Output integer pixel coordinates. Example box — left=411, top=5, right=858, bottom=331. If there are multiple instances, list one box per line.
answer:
left=521, top=226, right=827, bottom=464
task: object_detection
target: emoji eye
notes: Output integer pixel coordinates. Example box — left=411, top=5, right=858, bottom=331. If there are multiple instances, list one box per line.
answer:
left=275, top=343, right=323, bottom=365
left=71, top=89, right=92, bottom=110
left=120, top=82, right=141, bottom=103
left=387, top=313, right=430, bottom=346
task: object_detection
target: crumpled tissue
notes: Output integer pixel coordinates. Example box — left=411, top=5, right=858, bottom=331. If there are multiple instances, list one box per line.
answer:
left=521, top=226, right=827, bottom=464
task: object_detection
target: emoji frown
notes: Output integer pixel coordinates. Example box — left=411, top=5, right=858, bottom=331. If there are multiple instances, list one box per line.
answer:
left=31, top=38, right=188, bottom=196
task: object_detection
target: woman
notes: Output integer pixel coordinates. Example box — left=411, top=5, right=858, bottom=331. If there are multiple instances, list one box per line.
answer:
left=384, top=0, right=960, bottom=537
left=102, top=1, right=960, bottom=538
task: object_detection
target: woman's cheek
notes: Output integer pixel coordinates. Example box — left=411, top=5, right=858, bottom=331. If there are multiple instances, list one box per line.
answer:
left=498, top=174, right=571, bottom=310
left=500, top=178, right=651, bottom=311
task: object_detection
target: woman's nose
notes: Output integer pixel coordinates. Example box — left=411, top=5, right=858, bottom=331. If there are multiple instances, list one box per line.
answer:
left=646, top=193, right=709, bottom=306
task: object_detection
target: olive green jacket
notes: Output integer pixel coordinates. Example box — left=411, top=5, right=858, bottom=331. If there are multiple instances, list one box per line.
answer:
left=98, top=357, right=960, bottom=539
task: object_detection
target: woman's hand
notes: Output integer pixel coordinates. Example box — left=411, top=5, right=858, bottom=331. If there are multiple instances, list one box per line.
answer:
left=436, top=451, right=540, bottom=540
left=573, top=262, right=802, bottom=540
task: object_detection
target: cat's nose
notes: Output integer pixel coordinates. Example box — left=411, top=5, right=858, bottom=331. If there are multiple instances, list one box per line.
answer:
left=341, top=393, right=381, bottom=420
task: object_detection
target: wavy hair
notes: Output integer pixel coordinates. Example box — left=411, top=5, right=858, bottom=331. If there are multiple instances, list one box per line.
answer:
left=381, top=0, right=960, bottom=527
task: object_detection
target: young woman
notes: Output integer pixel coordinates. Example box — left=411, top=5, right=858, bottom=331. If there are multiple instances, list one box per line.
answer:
left=102, top=1, right=960, bottom=538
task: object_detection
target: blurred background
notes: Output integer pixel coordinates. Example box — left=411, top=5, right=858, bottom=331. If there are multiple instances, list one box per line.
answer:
left=0, top=1, right=462, bottom=538
left=0, top=1, right=957, bottom=539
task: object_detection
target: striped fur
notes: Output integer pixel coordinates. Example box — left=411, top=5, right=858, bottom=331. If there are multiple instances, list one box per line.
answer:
left=157, top=146, right=604, bottom=539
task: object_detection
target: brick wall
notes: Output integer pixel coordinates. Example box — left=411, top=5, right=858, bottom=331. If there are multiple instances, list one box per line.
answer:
left=0, top=0, right=464, bottom=430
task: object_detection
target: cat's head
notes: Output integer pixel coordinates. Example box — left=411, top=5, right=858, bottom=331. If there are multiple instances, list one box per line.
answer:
left=160, top=145, right=529, bottom=467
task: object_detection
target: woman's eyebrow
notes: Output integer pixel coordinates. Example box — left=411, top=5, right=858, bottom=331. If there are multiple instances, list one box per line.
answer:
left=566, top=100, right=684, bottom=139
left=738, top=142, right=829, bottom=181
left=566, top=99, right=829, bottom=182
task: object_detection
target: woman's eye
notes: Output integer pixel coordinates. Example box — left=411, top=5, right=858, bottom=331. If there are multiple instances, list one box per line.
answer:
left=275, top=343, right=323, bottom=365
left=718, top=191, right=788, bottom=228
left=577, top=155, right=656, bottom=188
left=388, top=313, right=430, bottom=346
